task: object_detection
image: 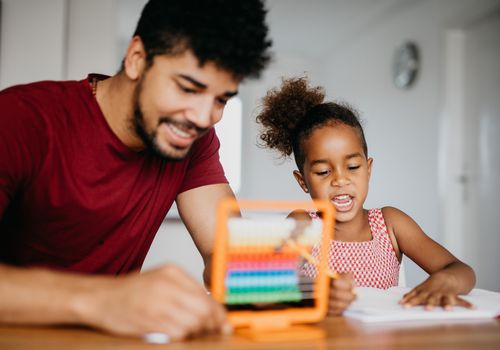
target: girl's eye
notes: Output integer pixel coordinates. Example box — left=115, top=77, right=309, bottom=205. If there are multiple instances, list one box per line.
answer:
left=315, top=170, right=330, bottom=176
left=348, top=165, right=361, bottom=171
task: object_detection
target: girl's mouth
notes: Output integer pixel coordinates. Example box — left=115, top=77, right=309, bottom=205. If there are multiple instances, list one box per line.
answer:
left=331, top=194, right=354, bottom=212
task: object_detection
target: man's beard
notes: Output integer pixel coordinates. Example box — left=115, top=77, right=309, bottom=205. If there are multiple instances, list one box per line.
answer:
left=132, top=83, right=207, bottom=161
left=133, top=106, right=184, bottom=161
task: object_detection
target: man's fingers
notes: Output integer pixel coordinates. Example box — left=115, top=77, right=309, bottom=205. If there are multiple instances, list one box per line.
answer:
left=151, top=297, right=227, bottom=340
left=212, top=301, right=229, bottom=333
left=136, top=265, right=227, bottom=338
left=157, top=265, right=206, bottom=293
left=163, top=286, right=225, bottom=335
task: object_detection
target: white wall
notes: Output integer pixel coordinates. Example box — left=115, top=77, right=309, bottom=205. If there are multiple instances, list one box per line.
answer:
left=0, top=0, right=120, bottom=88
left=144, top=222, right=205, bottom=281
left=65, top=0, right=117, bottom=79
left=0, top=0, right=66, bottom=87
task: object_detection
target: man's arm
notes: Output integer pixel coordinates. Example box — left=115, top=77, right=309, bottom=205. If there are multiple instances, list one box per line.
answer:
left=0, top=174, right=228, bottom=339
left=0, top=263, right=227, bottom=339
left=176, top=183, right=236, bottom=287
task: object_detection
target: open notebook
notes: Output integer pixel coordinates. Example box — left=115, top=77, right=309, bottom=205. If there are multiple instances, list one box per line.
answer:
left=344, top=286, right=500, bottom=323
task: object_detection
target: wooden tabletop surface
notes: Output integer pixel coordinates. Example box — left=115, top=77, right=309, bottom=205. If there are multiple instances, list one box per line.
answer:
left=0, top=316, right=499, bottom=350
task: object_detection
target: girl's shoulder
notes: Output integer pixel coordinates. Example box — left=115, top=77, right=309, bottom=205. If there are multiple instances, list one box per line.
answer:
left=380, top=206, right=415, bottom=227
left=380, top=206, right=424, bottom=245
left=380, top=206, right=403, bottom=215
left=377, top=207, right=406, bottom=261
left=367, top=207, right=403, bottom=226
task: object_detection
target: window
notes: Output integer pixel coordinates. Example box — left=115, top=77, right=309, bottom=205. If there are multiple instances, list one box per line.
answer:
left=215, top=96, right=242, bottom=193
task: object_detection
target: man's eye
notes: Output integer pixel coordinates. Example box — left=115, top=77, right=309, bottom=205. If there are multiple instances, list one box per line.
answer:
left=177, top=83, right=197, bottom=94
left=216, top=98, right=229, bottom=106
left=182, top=87, right=197, bottom=94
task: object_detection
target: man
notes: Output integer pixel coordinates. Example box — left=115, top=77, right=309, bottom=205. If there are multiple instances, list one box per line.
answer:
left=0, top=0, right=272, bottom=340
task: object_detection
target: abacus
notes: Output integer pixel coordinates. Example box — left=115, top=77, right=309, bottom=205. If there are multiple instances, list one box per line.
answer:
left=211, top=199, right=335, bottom=334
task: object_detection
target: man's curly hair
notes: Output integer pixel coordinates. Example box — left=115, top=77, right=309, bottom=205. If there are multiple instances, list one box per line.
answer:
left=133, top=0, right=272, bottom=80
left=256, top=77, right=366, bottom=171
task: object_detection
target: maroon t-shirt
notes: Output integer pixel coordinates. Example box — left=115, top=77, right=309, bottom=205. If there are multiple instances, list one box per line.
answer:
left=0, top=76, right=228, bottom=274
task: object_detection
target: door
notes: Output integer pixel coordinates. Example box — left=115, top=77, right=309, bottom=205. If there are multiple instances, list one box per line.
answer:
left=462, top=12, right=500, bottom=291
left=441, top=11, right=500, bottom=291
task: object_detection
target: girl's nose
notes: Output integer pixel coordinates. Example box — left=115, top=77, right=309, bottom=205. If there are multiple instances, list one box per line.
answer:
left=331, top=171, right=349, bottom=186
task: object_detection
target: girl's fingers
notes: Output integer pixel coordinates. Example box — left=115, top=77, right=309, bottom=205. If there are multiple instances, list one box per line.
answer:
left=454, top=296, right=474, bottom=309
left=331, top=274, right=356, bottom=300
left=403, top=292, right=474, bottom=310
left=441, top=294, right=456, bottom=310
left=329, top=289, right=357, bottom=305
left=400, top=287, right=421, bottom=304
left=332, top=273, right=354, bottom=289
left=423, top=293, right=441, bottom=310
left=403, top=291, right=430, bottom=308
left=328, top=273, right=357, bottom=315
left=328, top=300, right=350, bottom=315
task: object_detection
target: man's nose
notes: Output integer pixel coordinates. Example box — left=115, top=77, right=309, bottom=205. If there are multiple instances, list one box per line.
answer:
left=186, top=96, right=215, bottom=129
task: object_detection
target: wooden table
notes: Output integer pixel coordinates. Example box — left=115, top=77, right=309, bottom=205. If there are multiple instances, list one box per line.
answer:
left=0, top=317, right=499, bottom=350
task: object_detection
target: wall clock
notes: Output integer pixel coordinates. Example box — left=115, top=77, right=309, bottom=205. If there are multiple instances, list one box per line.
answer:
left=392, top=42, right=420, bottom=89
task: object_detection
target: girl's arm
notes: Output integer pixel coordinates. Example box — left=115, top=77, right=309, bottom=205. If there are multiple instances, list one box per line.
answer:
left=382, top=207, right=476, bottom=309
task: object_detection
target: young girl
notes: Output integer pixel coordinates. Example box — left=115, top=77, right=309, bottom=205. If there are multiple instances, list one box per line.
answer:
left=256, top=77, right=476, bottom=315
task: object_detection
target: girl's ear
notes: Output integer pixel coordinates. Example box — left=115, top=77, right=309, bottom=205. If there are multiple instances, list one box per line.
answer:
left=124, top=36, right=147, bottom=81
left=367, top=157, right=373, bottom=180
left=293, top=170, right=309, bottom=193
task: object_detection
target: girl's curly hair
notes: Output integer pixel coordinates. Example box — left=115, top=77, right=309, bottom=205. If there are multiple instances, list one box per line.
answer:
left=256, top=77, right=367, bottom=171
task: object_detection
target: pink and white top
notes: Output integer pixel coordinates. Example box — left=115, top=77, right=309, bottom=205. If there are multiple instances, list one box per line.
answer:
left=305, top=208, right=400, bottom=289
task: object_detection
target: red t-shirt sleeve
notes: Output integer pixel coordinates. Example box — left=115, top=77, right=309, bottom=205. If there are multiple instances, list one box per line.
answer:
left=0, top=89, right=48, bottom=218
left=178, top=128, right=228, bottom=194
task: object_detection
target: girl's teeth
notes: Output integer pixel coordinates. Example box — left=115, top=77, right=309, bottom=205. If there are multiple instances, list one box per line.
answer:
left=332, top=195, right=353, bottom=209
left=335, top=200, right=352, bottom=208
left=334, top=195, right=350, bottom=200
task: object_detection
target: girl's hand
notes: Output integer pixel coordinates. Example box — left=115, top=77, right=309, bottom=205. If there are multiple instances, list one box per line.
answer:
left=399, top=272, right=474, bottom=310
left=328, top=273, right=357, bottom=315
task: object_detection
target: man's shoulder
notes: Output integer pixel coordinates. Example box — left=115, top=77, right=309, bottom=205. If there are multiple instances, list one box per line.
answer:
left=0, top=78, right=91, bottom=128
left=0, top=79, right=85, bottom=104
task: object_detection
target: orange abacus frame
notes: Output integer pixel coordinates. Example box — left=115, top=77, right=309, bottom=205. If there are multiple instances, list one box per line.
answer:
left=211, top=199, right=335, bottom=332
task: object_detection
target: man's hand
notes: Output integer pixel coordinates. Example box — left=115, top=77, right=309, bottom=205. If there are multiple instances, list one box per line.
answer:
left=328, top=272, right=357, bottom=315
left=76, top=264, right=229, bottom=340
